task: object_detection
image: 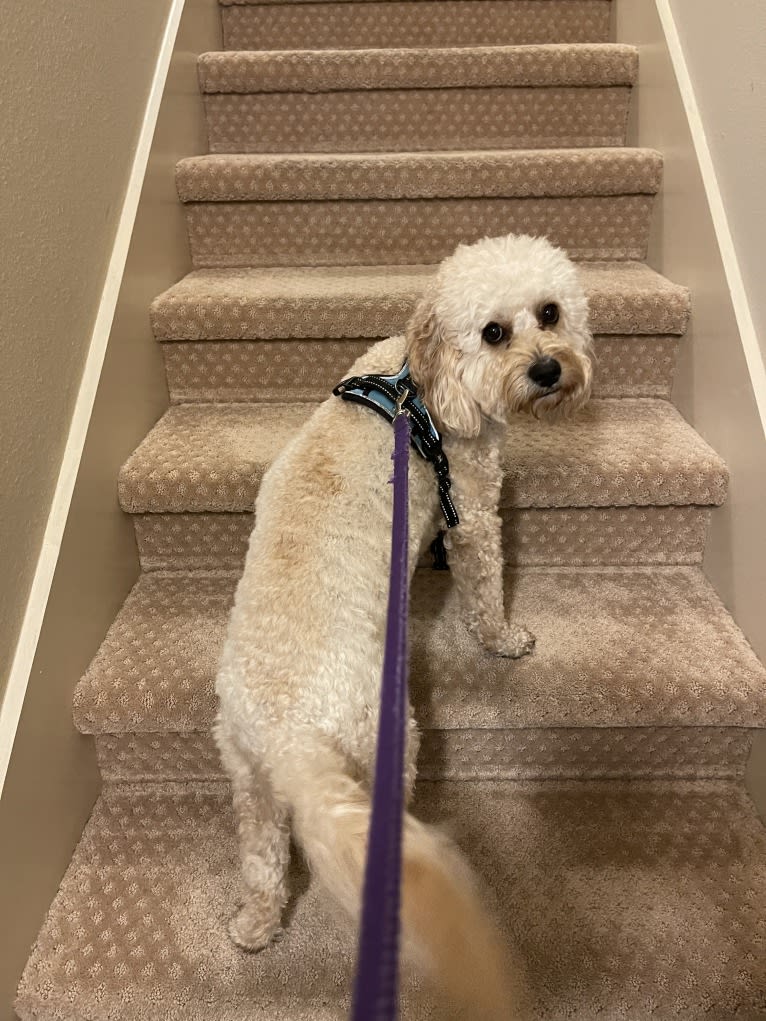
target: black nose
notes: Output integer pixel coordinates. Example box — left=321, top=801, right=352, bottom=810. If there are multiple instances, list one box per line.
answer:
left=527, top=356, right=561, bottom=388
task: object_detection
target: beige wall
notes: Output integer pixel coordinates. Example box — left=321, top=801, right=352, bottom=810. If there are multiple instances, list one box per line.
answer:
left=615, top=1, right=766, bottom=814
left=667, top=0, right=766, bottom=363
left=0, top=2, right=220, bottom=1018
left=0, top=0, right=172, bottom=705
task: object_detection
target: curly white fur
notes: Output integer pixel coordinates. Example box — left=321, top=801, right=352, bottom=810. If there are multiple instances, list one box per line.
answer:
left=215, top=234, right=592, bottom=1019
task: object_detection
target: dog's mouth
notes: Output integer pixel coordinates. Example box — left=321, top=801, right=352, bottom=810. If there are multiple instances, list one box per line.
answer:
left=530, top=389, right=559, bottom=412
left=527, top=377, right=582, bottom=418
left=529, top=376, right=563, bottom=403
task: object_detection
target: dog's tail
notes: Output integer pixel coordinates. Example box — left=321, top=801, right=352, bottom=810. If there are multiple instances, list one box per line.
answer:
left=279, top=745, right=523, bottom=1020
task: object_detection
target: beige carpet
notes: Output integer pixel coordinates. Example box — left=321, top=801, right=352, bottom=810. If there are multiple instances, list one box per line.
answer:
left=131, top=504, right=714, bottom=573
left=16, top=1, right=766, bottom=1018
left=150, top=263, right=691, bottom=340
left=152, top=262, right=689, bottom=403
left=198, top=44, right=638, bottom=91
left=16, top=780, right=766, bottom=1021
left=220, top=0, right=614, bottom=52
left=178, top=149, right=662, bottom=267
left=179, top=149, right=661, bottom=267
left=199, top=44, right=637, bottom=153
left=74, top=566, right=766, bottom=735
left=117, top=399, right=727, bottom=513
left=175, top=149, right=662, bottom=202
left=161, top=333, right=681, bottom=403
left=71, top=566, right=766, bottom=784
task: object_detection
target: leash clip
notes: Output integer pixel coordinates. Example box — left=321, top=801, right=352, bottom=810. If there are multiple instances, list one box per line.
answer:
left=394, top=387, right=410, bottom=419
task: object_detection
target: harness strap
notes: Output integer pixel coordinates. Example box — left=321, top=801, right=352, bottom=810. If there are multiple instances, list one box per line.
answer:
left=333, top=362, right=459, bottom=528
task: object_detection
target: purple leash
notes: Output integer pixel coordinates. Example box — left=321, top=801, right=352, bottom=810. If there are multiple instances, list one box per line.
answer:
left=351, top=407, right=411, bottom=1021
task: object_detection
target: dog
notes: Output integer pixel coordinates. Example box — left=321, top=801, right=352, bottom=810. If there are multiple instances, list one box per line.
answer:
left=214, top=233, right=593, bottom=1018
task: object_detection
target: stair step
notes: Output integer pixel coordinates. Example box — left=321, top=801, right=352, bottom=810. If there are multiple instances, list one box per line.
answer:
left=200, top=45, right=637, bottom=94
left=152, top=262, right=690, bottom=340
left=177, top=148, right=662, bottom=201
left=74, top=567, right=766, bottom=782
left=200, top=45, right=637, bottom=153
left=120, top=398, right=726, bottom=570
left=177, top=148, right=662, bottom=266
left=152, top=262, right=688, bottom=403
left=118, top=399, right=726, bottom=514
left=221, top=0, right=614, bottom=51
left=16, top=779, right=766, bottom=1020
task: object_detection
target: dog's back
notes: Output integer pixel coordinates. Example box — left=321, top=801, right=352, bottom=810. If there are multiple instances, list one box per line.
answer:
left=217, top=340, right=439, bottom=767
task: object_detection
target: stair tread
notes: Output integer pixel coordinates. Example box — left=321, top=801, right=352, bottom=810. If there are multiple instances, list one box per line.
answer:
left=176, top=147, right=663, bottom=202
left=151, top=261, right=690, bottom=340
left=199, top=44, right=638, bottom=93
left=73, top=566, right=766, bottom=735
left=117, top=398, right=727, bottom=515
left=16, top=779, right=766, bottom=1021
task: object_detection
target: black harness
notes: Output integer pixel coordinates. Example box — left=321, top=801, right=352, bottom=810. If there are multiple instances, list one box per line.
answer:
left=333, top=361, right=459, bottom=528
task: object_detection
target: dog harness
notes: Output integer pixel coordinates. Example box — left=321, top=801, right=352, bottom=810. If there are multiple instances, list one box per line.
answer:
left=333, top=361, right=459, bottom=527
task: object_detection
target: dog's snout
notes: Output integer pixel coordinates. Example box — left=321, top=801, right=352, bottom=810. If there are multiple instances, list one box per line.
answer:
left=527, top=356, right=562, bottom=389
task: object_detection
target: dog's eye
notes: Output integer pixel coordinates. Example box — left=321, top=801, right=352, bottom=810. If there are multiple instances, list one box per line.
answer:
left=481, top=322, right=506, bottom=345
left=540, top=303, right=560, bottom=327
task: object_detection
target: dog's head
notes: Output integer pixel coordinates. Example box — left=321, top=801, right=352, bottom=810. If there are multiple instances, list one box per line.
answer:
left=406, top=234, right=593, bottom=437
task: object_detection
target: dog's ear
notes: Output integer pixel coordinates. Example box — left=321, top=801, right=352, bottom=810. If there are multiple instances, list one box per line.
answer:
left=406, top=292, right=482, bottom=438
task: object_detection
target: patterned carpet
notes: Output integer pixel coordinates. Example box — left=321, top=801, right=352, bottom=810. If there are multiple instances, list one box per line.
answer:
left=16, top=781, right=766, bottom=1020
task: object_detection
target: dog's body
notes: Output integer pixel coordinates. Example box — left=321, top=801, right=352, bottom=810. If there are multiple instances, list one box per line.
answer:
left=215, top=234, right=593, bottom=1018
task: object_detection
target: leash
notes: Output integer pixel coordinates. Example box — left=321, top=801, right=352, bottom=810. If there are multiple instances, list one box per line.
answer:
left=351, top=395, right=412, bottom=1021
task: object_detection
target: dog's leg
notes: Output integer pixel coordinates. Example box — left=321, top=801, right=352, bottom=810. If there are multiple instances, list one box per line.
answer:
left=219, top=734, right=291, bottom=952
left=447, top=443, right=535, bottom=659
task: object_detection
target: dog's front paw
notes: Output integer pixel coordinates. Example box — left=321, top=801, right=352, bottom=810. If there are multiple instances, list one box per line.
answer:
left=483, top=624, right=536, bottom=659
left=228, top=906, right=284, bottom=953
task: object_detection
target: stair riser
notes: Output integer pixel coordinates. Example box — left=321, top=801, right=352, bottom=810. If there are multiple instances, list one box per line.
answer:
left=221, top=0, right=613, bottom=51
left=185, top=195, right=655, bottom=268
left=93, top=727, right=753, bottom=783
left=204, top=87, right=631, bottom=154
left=162, top=334, right=679, bottom=404
left=131, top=507, right=710, bottom=572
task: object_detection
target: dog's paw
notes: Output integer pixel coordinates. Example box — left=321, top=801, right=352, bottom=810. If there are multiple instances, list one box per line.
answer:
left=228, top=908, right=284, bottom=953
left=484, top=624, right=536, bottom=659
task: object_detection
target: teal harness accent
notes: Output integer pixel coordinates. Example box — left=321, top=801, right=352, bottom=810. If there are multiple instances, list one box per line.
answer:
left=333, top=361, right=459, bottom=528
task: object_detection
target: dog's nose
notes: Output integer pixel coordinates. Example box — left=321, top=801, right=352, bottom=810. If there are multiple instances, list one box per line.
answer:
left=527, top=356, right=561, bottom=388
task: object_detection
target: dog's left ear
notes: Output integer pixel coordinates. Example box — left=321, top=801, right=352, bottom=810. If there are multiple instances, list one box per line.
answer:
left=405, top=291, right=482, bottom=438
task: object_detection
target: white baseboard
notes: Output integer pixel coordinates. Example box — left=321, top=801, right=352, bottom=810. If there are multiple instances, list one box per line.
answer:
left=655, top=0, right=766, bottom=439
left=0, top=0, right=186, bottom=798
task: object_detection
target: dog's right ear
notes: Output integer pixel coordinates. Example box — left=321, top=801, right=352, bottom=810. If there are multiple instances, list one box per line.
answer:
left=406, top=292, right=482, bottom=438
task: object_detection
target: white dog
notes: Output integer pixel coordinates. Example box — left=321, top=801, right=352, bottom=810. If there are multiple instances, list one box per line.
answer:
left=215, top=234, right=593, bottom=1018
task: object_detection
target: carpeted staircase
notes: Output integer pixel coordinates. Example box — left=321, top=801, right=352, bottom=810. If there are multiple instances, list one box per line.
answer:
left=16, top=1, right=766, bottom=1018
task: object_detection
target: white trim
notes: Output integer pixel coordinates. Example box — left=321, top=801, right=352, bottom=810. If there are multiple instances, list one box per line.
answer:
left=655, top=0, right=766, bottom=439
left=0, top=0, right=186, bottom=798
